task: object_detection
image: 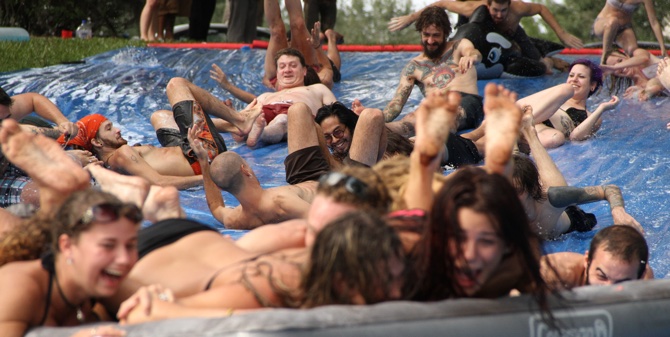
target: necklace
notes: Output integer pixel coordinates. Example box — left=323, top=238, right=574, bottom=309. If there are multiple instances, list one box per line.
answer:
left=53, top=271, right=85, bottom=323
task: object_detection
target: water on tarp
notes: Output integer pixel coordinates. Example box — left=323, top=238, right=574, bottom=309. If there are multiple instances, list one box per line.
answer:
left=1, top=47, right=670, bottom=277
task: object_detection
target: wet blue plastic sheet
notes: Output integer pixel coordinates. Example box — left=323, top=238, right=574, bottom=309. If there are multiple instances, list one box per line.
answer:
left=1, top=47, right=670, bottom=277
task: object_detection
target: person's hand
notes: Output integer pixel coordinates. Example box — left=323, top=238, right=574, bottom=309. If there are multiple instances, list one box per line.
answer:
left=611, top=207, right=644, bottom=234
left=598, top=95, right=620, bottom=110
left=458, top=55, right=479, bottom=73
left=623, top=86, right=641, bottom=99
left=58, top=121, right=79, bottom=140
left=117, top=284, right=174, bottom=324
left=309, top=21, right=322, bottom=49
left=559, top=33, right=583, bottom=49
left=187, top=121, right=210, bottom=162
left=70, top=325, right=127, bottom=337
left=388, top=15, right=414, bottom=32
left=210, top=64, right=231, bottom=90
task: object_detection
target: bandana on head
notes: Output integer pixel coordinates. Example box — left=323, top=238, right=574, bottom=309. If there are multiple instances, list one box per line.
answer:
left=57, top=114, right=107, bottom=151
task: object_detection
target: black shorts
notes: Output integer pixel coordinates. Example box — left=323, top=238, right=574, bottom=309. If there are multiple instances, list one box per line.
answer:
left=443, top=133, right=483, bottom=168
left=284, top=145, right=330, bottom=185
left=156, top=128, right=197, bottom=165
left=137, top=218, right=218, bottom=259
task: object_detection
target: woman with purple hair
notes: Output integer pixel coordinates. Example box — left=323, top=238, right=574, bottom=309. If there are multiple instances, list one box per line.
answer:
left=529, top=59, right=620, bottom=149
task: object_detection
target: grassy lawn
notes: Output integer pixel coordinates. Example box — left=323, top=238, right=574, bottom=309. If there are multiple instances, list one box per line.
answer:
left=0, top=37, right=146, bottom=73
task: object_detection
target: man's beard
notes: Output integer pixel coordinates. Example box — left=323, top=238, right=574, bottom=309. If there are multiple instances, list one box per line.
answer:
left=423, top=40, right=447, bottom=60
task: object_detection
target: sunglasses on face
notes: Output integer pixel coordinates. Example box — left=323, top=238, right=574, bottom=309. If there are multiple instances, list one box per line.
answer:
left=323, top=127, right=345, bottom=143
left=78, top=202, right=143, bottom=226
left=318, top=171, right=369, bottom=199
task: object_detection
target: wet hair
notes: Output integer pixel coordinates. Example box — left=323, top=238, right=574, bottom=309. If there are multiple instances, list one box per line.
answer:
left=314, top=101, right=359, bottom=136
left=512, top=154, right=546, bottom=202
left=0, top=86, right=13, bottom=107
left=300, top=211, right=405, bottom=307
left=603, top=49, right=634, bottom=95
left=305, top=67, right=322, bottom=86
left=415, top=6, right=452, bottom=37
left=588, top=225, right=649, bottom=279
left=51, top=189, right=142, bottom=254
left=409, top=167, right=552, bottom=318
left=274, top=47, right=307, bottom=68
left=372, top=155, right=447, bottom=211
left=570, top=59, right=603, bottom=97
left=210, top=152, right=247, bottom=195
left=384, top=129, right=414, bottom=158
left=317, top=165, right=391, bottom=216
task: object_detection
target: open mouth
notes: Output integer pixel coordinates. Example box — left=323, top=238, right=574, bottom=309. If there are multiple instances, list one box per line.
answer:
left=101, top=268, right=125, bottom=287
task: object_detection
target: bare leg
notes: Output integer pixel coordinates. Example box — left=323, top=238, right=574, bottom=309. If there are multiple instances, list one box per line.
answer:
left=142, top=185, right=185, bottom=223
left=520, top=108, right=568, bottom=188
left=263, top=0, right=289, bottom=85
left=286, top=103, right=337, bottom=168
left=406, top=91, right=460, bottom=210
left=516, top=83, right=574, bottom=124
left=308, top=21, right=334, bottom=88
left=140, top=0, right=160, bottom=41
left=482, top=84, right=522, bottom=177
left=87, top=164, right=151, bottom=208
left=0, top=119, right=90, bottom=215
left=259, top=114, right=288, bottom=144
left=599, top=17, right=620, bottom=64
left=150, top=109, right=179, bottom=131
left=246, top=114, right=267, bottom=147
left=349, top=108, right=386, bottom=166
left=658, top=57, right=670, bottom=92
left=285, top=0, right=319, bottom=67
left=166, top=77, right=261, bottom=136
left=324, top=29, right=342, bottom=70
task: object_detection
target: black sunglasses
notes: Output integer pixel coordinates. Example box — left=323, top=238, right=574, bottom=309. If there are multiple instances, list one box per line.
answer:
left=78, top=202, right=143, bottom=226
left=318, top=171, right=369, bottom=198
left=323, top=127, right=345, bottom=143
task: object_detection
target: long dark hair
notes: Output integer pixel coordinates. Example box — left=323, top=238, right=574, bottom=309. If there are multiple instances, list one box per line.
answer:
left=408, top=167, right=552, bottom=317
left=314, top=101, right=359, bottom=136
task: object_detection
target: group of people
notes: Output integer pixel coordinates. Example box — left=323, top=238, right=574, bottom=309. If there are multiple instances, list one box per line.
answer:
left=0, top=0, right=668, bottom=336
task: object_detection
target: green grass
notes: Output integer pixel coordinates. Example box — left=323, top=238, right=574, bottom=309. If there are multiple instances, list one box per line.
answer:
left=0, top=37, right=146, bottom=73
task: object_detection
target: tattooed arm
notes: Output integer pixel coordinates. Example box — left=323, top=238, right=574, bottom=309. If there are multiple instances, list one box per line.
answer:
left=547, top=185, right=643, bottom=232
left=383, top=62, right=417, bottom=122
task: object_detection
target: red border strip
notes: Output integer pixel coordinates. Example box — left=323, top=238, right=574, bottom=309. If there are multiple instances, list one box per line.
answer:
left=148, top=41, right=664, bottom=56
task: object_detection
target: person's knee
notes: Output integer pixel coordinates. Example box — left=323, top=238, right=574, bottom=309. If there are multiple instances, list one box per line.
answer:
left=166, top=77, right=190, bottom=95
left=602, top=17, right=619, bottom=31
left=287, top=102, right=311, bottom=121
left=150, top=109, right=173, bottom=127
left=359, top=108, right=384, bottom=126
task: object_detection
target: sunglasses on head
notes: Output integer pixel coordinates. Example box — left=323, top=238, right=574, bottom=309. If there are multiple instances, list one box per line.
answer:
left=318, top=171, right=369, bottom=199
left=78, top=202, right=143, bottom=226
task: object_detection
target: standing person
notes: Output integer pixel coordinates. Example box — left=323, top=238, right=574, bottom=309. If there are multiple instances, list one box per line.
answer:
left=189, top=0, right=216, bottom=41
left=140, top=0, right=159, bottom=41
left=227, top=0, right=259, bottom=43
left=304, top=0, right=338, bottom=40
left=593, top=0, right=667, bottom=65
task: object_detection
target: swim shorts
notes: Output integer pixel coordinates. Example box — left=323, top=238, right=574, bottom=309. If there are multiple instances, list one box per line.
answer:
left=155, top=128, right=203, bottom=175
left=262, top=103, right=292, bottom=124
left=565, top=205, right=598, bottom=233
left=443, top=133, right=483, bottom=168
left=284, top=145, right=330, bottom=185
left=137, top=218, right=218, bottom=259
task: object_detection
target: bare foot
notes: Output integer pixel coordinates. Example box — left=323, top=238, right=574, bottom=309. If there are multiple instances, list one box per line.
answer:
left=0, top=119, right=90, bottom=214
left=236, top=99, right=263, bottom=136
left=142, top=185, right=184, bottom=223
left=231, top=131, right=246, bottom=143
left=482, top=83, right=522, bottom=175
left=325, top=29, right=344, bottom=44
left=351, top=99, right=365, bottom=115
left=517, top=105, right=534, bottom=155
left=87, top=164, right=150, bottom=208
left=246, top=114, right=267, bottom=148
left=414, top=91, right=461, bottom=165
left=260, top=114, right=288, bottom=144
left=551, top=57, right=570, bottom=72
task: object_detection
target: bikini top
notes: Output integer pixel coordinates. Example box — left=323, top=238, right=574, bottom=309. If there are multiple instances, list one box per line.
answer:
left=606, top=0, right=640, bottom=13
left=564, top=107, right=588, bottom=127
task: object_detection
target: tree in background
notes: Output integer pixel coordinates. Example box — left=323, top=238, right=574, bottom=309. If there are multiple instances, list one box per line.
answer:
left=335, top=0, right=415, bottom=45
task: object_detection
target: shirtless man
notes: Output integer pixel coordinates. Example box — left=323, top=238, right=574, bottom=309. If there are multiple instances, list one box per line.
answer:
left=542, top=225, right=653, bottom=289
left=0, top=87, right=84, bottom=207
left=164, top=47, right=336, bottom=148
left=58, top=114, right=207, bottom=190
left=384, top=6, right=482, bottom=135
left=389, top=0, right=583, bottom=74
left=516, top=107, right=642, bottom=239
